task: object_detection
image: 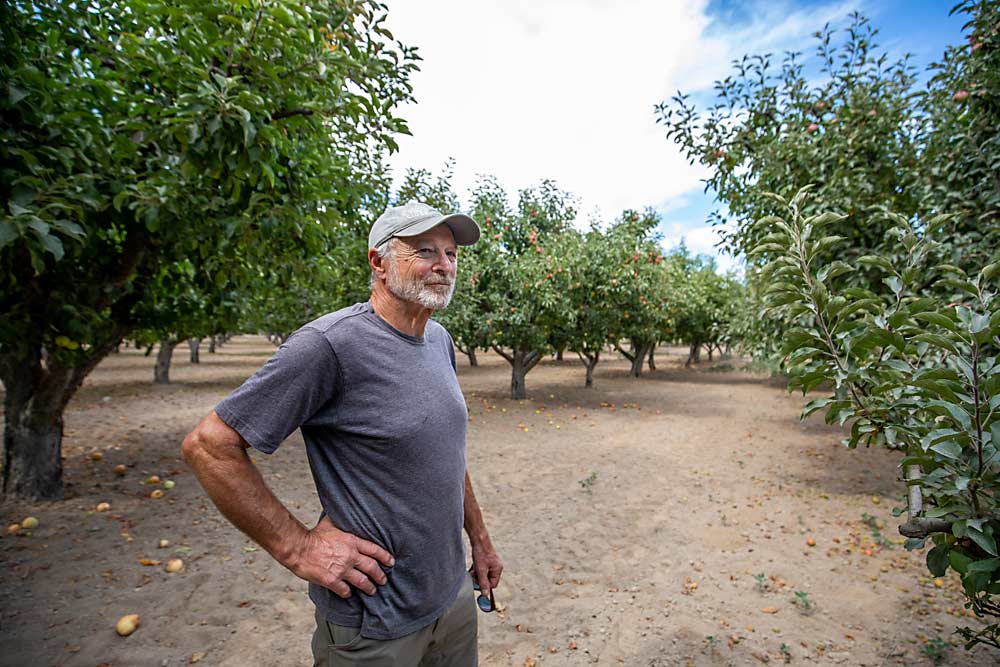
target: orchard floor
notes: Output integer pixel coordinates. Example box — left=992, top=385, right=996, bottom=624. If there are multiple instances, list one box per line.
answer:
left=1, top=337, right=996, bottom=667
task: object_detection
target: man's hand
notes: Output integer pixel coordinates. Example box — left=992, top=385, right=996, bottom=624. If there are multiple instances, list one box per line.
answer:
left=470, top=541, right=503, bottom=596
left=288, top=516, right=395, bottom=598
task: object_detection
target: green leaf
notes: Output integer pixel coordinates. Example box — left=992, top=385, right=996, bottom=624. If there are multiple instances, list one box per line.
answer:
left=0, top=220, right=18, bottom=247
left=38, top=232, right=64, bottom=260
left=968, top=529, right=999, bottom=557
left=913, top=333, right=960, bottom=355
left=926, top=400, right=972, bottom=430
left=927, top=543, right=950, bottom=577
left=966, top=558, right=1000, bottom=573
left=856, top=255, right=894, bottom=273
left=914, top=312, right=958, bottom=332
left=929, top=440, right=963, bottom=460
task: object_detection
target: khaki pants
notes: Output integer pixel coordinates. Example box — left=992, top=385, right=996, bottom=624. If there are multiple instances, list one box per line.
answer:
left=312, top=575, right=477, bottom=667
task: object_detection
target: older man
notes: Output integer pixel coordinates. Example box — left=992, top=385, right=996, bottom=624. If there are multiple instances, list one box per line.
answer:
left=181, top=201, right=502, bottom=666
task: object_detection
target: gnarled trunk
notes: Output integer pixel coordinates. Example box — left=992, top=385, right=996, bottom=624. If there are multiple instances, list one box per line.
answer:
left=188, top=338, right=201, bottom=364
left=577, top=350, right=600, bottom=388
left=618, top=338, right=654, bottom=378
left=208, top=336, right=217, bottom=353
left=493, top=346, right=542, bottom=400
left=456, top=344, right=478, bottom=367
left=685, top=341, right=702, bottom=367
left=647, top=345, right=656, bottom=371
left=1, top=337, right=120, bottom=500
left=154, top=338, right=177, bottom=384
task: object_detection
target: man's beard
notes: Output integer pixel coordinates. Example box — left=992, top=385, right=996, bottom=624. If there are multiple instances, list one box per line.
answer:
left=385, top=262, right=456, bottom=311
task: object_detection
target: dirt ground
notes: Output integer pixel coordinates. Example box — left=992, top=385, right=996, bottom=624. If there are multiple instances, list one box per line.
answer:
left=1, top=337, right=996, bottom=667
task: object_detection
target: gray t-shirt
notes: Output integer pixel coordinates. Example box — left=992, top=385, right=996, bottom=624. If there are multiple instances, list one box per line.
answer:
left=215, top=301, right=469, bottom=640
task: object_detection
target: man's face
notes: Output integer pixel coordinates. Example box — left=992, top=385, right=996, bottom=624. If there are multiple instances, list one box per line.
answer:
left=383, top=224, right=458, bottom=311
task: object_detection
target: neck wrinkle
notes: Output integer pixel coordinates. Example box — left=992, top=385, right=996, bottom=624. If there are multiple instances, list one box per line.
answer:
left=370, top=284, right=433, bottom=337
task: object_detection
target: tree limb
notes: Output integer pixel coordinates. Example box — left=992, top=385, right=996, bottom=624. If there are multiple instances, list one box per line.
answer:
left=898, top=518, right=954, bottom=538
left=268, top=108, right=316, bottom=122
left=491, top=345, right=513, bottom=365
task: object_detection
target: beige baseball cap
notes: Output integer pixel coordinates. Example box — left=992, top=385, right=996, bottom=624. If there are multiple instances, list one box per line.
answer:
left=368, top=201, right=480, bottom=249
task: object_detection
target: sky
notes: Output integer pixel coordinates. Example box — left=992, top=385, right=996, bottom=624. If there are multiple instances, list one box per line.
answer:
left=382, top=0, right=965, bottom=273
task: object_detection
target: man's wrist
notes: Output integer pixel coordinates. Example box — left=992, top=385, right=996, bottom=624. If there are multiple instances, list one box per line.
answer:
left=271, top=522, right=309, bottom=571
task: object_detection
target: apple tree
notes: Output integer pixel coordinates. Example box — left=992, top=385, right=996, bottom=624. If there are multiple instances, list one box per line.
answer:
left=754, top=188, right=1000, bottom=652
left=657, top=12, right=923, bottom=267
left=465, top=176, right=577, bottom=398
left=0, top=0, right=417, bottom=499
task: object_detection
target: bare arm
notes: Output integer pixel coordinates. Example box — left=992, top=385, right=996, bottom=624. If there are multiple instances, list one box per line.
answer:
left=181, top=411, right=394, bottom=598
left=464, top=470, right=503, bottom=594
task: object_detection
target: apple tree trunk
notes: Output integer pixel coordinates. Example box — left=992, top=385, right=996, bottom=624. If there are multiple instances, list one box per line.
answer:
left=577, top=350, right=600, bottom=388
left=1, top=338, right=120, bottom=500
left=154, top=338, right=177, bottom=384
left=188, top=338, right=201, bottom=364
left=494, top=346, right=542, bottom=400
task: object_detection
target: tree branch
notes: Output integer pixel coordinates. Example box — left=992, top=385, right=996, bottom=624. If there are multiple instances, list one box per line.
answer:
left=268, top=108, right=316, bottom=122
left=899, top=517, right=954, bottom=538
left=491, top=345, right=513, bottom=365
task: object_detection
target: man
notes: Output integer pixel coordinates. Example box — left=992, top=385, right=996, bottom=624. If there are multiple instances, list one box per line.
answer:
left=181, top=201, right=503, bottom=666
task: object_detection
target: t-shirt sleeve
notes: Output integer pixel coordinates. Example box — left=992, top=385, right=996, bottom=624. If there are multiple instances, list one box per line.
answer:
left=215, top=327, right=340, bottom=454
left=442, top=327, right=458, bottom=373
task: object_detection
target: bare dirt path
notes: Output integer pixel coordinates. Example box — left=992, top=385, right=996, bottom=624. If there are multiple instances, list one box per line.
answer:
left=1, top=337, right=994, bottom=666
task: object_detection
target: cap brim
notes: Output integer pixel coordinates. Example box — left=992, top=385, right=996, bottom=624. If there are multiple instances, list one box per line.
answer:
left=394, top=213, right=481, bottom=246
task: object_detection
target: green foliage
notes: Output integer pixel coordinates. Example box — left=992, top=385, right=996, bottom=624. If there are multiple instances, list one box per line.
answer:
left=0, top=0, right=417, bottom=498
left=462, top=177, right=578, bottom=398
left=919, top=0, right=1000, bottom=272
left=657, top=13, right=922, bottom=263
left=753, top=189, right=1000, bottom=651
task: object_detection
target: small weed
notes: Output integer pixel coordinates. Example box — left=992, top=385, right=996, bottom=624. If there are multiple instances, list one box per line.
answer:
left=861, top=513, right=895, bottom=549
left=579, top=472, right=598, bottom=492
left=794, top=590, right=814, bottom=614
left=779, top=642, right=792, bottom=663
left=921, top=637, right=948, bottom=664
left=705, top=635, right=718, bottom=651
left=754, top=572, right=767, bottom=593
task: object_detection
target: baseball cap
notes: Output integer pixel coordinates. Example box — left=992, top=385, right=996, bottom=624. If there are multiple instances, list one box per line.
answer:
left=368, top=201, right=480, bottom=249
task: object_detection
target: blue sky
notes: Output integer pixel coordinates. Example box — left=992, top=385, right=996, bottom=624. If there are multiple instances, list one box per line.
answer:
left=383, top=0, right=968, bottom=273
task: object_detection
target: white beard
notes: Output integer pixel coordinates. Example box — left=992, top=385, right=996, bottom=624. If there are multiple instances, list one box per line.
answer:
left=385, top=261, right=456, bottom=311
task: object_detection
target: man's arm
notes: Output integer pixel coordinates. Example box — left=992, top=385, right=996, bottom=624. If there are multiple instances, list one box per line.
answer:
left=181, top=411, right=394, bottom=598
left=464, top=470, right=503, bottom=595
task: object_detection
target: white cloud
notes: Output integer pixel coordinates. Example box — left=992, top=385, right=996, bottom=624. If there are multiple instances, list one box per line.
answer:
left=383, top=0, right=858, bottom=238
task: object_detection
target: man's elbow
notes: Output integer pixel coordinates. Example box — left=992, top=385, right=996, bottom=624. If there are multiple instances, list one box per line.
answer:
left=180, top=427, right=208, bottom=468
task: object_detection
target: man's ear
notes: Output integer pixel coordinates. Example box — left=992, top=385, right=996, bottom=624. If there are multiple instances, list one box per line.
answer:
left=368, top=248, right=385, bottom=278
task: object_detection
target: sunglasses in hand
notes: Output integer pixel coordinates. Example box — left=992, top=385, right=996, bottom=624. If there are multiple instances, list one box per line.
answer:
left=471, top=574, right=497, bottom=613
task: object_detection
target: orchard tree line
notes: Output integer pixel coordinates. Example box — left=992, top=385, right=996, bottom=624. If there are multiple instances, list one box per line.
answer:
left=418, top=171, right=743, bottom=399
left=0, top=0, right=744, bottom=502
left=657, top=2, right=999, bottom=651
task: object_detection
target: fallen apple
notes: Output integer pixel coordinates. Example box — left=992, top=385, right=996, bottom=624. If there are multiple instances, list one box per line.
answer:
left=165, top=558, right=184, bottom=573
left=163, top=480, right=175, bottom=490
left=116, top=613, right=140, bottom=637
left=21, top=517, right=39, bottom=530
left=149, top=489, right=164, bottom=499
left=90, top=451, right=104, bottom=461
left=7, top=523, right=21, bottom=535
left=158, top=539, right=170, bottom=548
left=113, top=464, right=127, bottom=476
left=96, top=502, right=111, bottom=512
left=147, top=475, right=161, bottom=485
